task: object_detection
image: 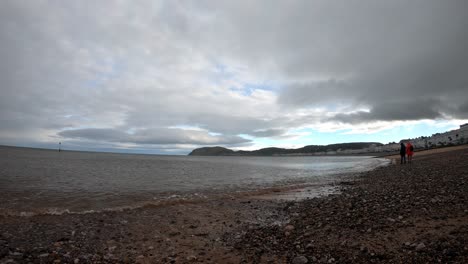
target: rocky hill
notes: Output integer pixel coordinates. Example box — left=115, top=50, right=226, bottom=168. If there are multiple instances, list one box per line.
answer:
left=188, top=146, right=236, bottom=156
left=188, top=142, right=383, bottom=156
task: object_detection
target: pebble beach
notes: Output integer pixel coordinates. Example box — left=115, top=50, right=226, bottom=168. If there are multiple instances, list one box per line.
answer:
left=1, top=147, right=467, bottom=263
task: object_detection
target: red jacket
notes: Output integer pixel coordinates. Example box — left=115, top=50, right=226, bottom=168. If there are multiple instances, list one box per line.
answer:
left=406, top=143, right=414, bottom=155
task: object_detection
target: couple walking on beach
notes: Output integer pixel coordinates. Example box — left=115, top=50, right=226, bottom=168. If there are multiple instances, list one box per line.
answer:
left=400, top=141, right=414, bottom=164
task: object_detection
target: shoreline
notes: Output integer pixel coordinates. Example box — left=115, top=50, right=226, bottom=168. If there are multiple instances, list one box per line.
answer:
left=1, top=148, right=467, bottom=263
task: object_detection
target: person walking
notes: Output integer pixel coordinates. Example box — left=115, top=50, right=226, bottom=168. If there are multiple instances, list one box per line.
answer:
left=399, top=142, right=406, bottom=164
left=406, top=141, right=414, bottom=164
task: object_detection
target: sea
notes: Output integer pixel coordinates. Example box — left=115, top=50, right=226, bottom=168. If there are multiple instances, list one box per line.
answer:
left=0, top=146, right=389, bottom=216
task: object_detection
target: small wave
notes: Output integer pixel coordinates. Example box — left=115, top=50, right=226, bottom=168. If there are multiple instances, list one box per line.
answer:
left=0, top=193, right=211, bottom=217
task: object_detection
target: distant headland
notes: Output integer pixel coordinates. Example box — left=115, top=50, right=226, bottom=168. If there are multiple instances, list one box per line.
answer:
left=189, top=123, right=468, bottom=156
left=189, top=142, right=383, bottom=156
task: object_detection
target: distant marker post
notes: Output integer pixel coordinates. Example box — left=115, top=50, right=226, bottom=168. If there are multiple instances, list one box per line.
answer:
left=59, top=142, right=61, bottom=152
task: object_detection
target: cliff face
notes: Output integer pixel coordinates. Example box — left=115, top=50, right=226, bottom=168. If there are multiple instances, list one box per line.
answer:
left=188, top=142, right=383, bottom=156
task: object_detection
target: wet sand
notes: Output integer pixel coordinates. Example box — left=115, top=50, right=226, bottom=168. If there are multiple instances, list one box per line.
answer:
left=1, top=148, right=467, bottom=263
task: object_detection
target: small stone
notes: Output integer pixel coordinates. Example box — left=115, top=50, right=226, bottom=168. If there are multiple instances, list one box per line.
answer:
left=328, top=258, right=335, bottom=263
left=404, top=242, right=411, bottom=246
left=416, top=243, right=426, bottom=251
left=186, top=255, right=197, bottom=261
left=305, top=243, right=313, bottom=249
left=292, top=255, right=308, bottom=264
left=74, top=259, right=79, bottom=264
left=285, top=225, right=295, bottom=231
left=285, top=231, right=291, bottom=237
left=169, top=231, right=181, bottom=236
left=39, top=253, right=49, bottom=258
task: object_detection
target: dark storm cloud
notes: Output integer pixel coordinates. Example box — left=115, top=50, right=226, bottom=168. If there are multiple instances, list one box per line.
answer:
left=331, top=99, right=443, bottom=124
left=194, top=1, right=468, bottom=122
left=268, top=1, right=468, bottom=122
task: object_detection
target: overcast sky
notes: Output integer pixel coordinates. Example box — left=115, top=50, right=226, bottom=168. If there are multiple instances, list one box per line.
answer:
left=1, top=0, right=467, bottom=154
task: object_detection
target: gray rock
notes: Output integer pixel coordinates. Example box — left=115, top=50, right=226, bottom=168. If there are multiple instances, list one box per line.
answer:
left=415, top=243, right=426, bottom=251
left=292, top=255, right=308, bottom=264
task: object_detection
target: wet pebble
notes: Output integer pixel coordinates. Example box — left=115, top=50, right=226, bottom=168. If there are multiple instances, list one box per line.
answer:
left=292, top=255, right=308, bottom=264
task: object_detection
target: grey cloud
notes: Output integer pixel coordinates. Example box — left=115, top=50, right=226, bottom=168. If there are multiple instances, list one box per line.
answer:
left=331, top=99, right=443, bottom=124
left=1, top=1, right=467, bottom=153
left=58, top=128, right=250, bottom=145
left=197, top=1, right=468, bottom=122
left=249, top=129, right=287, bottom=138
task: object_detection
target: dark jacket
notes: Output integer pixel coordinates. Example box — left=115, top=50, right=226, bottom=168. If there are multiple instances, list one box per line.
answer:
left=400, top=143, right=406, bottom=155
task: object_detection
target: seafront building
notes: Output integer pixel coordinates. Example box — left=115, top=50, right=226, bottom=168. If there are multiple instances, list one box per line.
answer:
left=333, top=123, right=468, bottom=155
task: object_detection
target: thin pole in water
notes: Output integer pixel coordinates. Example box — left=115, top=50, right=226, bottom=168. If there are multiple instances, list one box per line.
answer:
left=59, top=142, right=61, bottom=152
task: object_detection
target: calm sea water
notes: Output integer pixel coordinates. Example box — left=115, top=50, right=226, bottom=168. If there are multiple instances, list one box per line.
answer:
left=0, top=146, right=389, bottom=215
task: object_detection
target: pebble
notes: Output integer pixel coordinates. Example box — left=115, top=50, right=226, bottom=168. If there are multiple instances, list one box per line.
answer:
left=416, top=243, right=426, bottom=251
left=285, top=225, right=295, bottom=231
left=292, top=255, right=308, bottom=264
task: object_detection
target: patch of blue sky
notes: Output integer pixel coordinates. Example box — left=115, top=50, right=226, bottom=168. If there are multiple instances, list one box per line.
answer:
left=84, top=59, right=125, bottom=89
left=212, top=61, right=280, bottom=95
left=211, top=63, right=236, bottom=83
left=228, top=82, right=279, bottom=97
left=168, top=125, right=205, bottom=131
left=287, top=121, right=463, bottom=146
left=249, top=137, right=280, bottom=148
left=238, top=134, right=255, bottom=140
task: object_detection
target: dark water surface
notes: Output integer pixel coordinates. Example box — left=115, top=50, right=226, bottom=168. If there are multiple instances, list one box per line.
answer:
left=0, top=146, right=388, bottom=215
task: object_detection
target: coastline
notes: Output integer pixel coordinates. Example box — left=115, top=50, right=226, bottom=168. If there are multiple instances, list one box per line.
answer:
left=1, top=148, right=467, bottom=263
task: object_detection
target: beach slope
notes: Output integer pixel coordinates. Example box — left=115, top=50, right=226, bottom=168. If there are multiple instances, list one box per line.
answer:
left=0, top=148, right=467, bottom=263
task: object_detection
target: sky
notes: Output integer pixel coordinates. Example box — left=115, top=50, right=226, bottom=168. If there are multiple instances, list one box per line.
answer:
left=1, top=0, right=467, bottom=155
